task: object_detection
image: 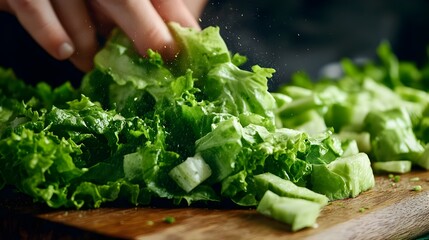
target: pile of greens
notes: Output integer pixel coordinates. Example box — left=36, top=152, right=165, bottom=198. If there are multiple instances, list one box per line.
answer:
left=276, top=42, right=429, bottom=173
left=0, top=23, right=427, bottom=231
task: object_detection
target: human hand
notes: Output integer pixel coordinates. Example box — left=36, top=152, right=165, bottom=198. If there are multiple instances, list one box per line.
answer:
left=0, top=0, right=207, bottom=72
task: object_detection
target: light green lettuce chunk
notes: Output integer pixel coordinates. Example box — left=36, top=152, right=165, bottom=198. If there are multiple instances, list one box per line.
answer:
left=311, top=153, right=375, bottom=200
left=257, top=190, right=321, bottom=232
left=169, top=153, right=212, bottom=192
left=254, top=172, right=329, bottom=206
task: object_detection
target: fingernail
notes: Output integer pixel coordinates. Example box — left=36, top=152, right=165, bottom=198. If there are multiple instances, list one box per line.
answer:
left=58, top=42, right=74, bottom=59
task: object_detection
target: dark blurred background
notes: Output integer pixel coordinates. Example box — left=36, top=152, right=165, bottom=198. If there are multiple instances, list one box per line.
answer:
left=1, top=0, right=428, bottom=90
left=200, top=0, right=429, bottom=90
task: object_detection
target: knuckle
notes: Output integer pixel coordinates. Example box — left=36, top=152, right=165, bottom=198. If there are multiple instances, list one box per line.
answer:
left=145, top=26, right=165, bottom=45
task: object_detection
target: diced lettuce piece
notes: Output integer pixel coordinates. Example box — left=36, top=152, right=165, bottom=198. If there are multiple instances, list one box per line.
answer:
left=311, top=153, right=375, bottom=200
left=364, top=108, right=425, bottom=162
left=169, top=154, right=212, bottom=192
left=372, top=161, right=412, bottom=174
left=324, top=103, right=354, bottom=132
left=257, top=190, right=321, bottom=232
left=335, top=131, right=371, bottom=153
left=123, top=151, right=145, bottom=183
left=195, top=118, right=243, bottom=182
left=414, top=144, right=429, bottom=170
left=254, top=172, right=329, bottom=206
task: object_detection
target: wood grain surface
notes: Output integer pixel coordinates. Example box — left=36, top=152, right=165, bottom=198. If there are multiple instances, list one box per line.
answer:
left=1, top=171, right=429, bottom=240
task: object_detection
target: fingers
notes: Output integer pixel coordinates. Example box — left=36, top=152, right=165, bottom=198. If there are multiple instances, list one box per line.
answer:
left=94, top=0, right=177, bottom=58
left=7, top=0, right=99, bottom=71
left=5, top=0, right=206, bottom=70
left=151, top=0, right=200, bottom=29
left=52, top=0, right=98, bottom=71
left=7, top=0, right=75, bottom=60
left=95, top=0, right=204, bottom=59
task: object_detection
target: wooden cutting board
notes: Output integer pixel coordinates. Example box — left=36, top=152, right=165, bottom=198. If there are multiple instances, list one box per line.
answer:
left=1, top=171, right=429, bottom=240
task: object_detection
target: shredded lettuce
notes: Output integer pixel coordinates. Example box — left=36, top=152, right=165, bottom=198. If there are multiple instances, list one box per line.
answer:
left=0, top=23, right=427, bottom=231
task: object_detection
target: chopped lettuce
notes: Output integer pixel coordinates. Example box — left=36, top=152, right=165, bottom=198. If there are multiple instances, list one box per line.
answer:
left=168, top=153, right=212, bottom=192
left=311, top=153, right=375, bottom=200
left=372, top=161, right=412, bottom=174
left=3, top=24, right=326, bottom=209
left=254, top=172, right=329, bottom=206
left=275, top=41, right=429, bottom=175
left=1, top=23, right=428, bottom=231
left=364, top=108, right=425, bottom=162
left=257, top=190, right=321, bottom=232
